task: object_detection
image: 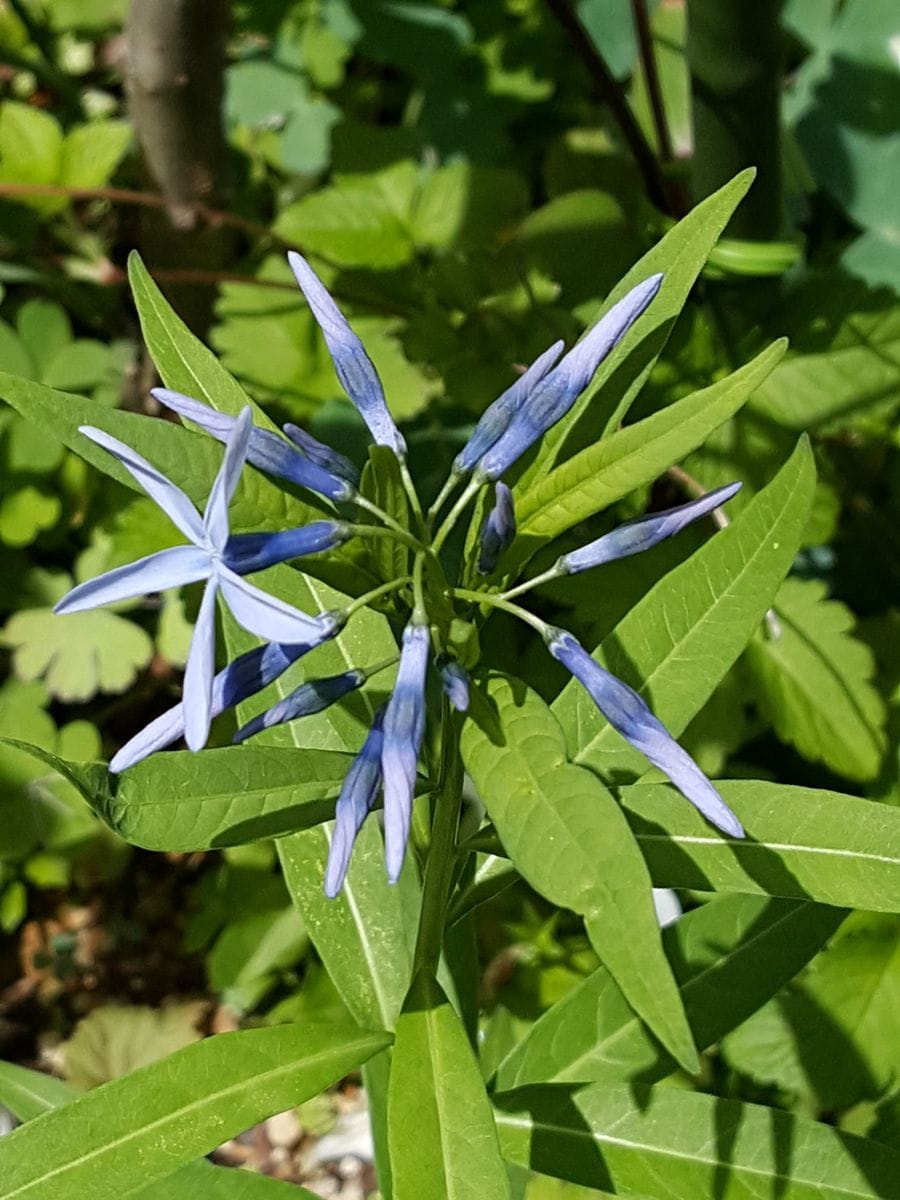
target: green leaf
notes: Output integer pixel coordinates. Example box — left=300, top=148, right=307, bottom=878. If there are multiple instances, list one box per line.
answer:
left=0, top=1059, right=343, bottom=1200
left=388, top=975, right=511, bottom=1200
left=461, top=673, right=698, bottom=1074
left=0, top=1023, right=390, bottom=1200
left=494, top=1080, right=900, bottom=1198
left=493, top=894, right=844, bottom=1090
left=0, top=371, right=316, bottom=539
left=515, top=339, right=786, bottom=548
left=207, top=907, right=307, bottom=1014
left=522, top=170, right=756, bottom=487
left=0, top=103, right=63, bottom=214
left=622, top=778, right=900, bottom=912
left=745, top=578, right=887, bottom=781
left=360, top=446, right=410, bottom=582
left=63, top=1003, right=204, bottom=1090
left=553, top=437, right=815, bottom=775
left=4, top=607, right=153, bottom=702
left=0, top=485, right=60, bottom=546
left=61, top=121, right=131, bottom=191
left=16, top=300, right=71, bottom=377
left=723, top=913, right=900, bottom=1110
left=43, top=340, right=112, bottom=392
left=412, top=161, right=528, bottom=254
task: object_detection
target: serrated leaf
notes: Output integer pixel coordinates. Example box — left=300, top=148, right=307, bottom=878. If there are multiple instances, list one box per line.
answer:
left=61, top=120, right=131, bottom=191
left=553, top=437, right=815, bottom=776
left=0, top=1023, right=391, bottom=1200
left=494, top=1080, right=900, bottom=1198
left=0, top=103, right=64, bottom=214
left=622, top=778, right=900, bottom=912
left=515, top=339, right=785, bottom=550
left=4, top=607, right=153, bottom=701
left=63, top=1003, right=205, bottom=1090
left=461, top=672, right=698, bottom=1074
left=494, top=894, right=843, bottom=1090
left=745, top=578, right=886, bottom=781
left=388, top=975, right=511, bottom=1200
left=521, top=170, right=756, bottom=488
left=0, top=485, right=60, bottom=546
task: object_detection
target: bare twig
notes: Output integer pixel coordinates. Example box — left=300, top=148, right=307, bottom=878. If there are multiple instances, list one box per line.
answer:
left=630, top=0, right=673, bottom=163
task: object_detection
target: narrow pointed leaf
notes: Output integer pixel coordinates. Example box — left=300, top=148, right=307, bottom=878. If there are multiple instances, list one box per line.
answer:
left=494, top=895, right=844, bottom=1090
left=388, top=976, right=511, bottom=1200
left=494, top=1081, right=900, bottom=1199
left=553, top=437, right=815, bottom=773
left=461, top=672, right=698, bottom=1074
left=0, top=1024, right=391, bottom=1200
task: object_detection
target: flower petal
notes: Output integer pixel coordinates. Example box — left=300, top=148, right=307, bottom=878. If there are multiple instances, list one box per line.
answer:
left=477, top=482, right=517, bottom=576
left=79, top=425, right=204, bottom=544
left=216, top=565, right=332, bottom=644
left=223, top=522, right=349, bottom=575
left=324, top=711, right=385, bottom=898
left=54, top=545, right=211, bottom=614
left=233, top=669, right=365, bottom=743
left=381, top=622, right=430, bottom=882
left=287, top=251, right=406, bottom=457
left=203, top=407, right=252, bottom=552
left=183, top=577, right=219, bottom=752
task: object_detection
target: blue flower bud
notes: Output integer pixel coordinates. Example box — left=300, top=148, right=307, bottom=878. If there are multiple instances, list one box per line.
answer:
left=324, top=709, right=386, bottom=898
left=287, top=252, right=406, bottom=459
left=223, top=521, right=350, bottom=575
left=381, top=621, right=430, bottom=882
left=454, top=339, right=564, bottom=475
left=439, top=660, right=470, bottom=712
left=559, top=483, right=741, bottom=575
left=233, top=668, right=366, bottom=743
left=477, top=275, right=663, bottom=480
left=477, top=482, right=517, bottom=576
left=283, top=423, right=359, bottom=487
left=547, top=628, right=744, bottom=838
left=152, top=388, right=352, bottom=502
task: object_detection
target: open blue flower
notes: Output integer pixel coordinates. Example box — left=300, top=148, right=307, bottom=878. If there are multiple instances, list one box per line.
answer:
left=381, top=621, right=430, bottom=883
left=547, top=628, right=744, bottom=838
left=55, top=409, right=335, bottom=751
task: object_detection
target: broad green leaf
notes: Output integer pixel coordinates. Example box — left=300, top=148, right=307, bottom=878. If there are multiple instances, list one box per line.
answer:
left=61, top=121, right=131, bottom=191
left=360, top=446, right=410, bottom=583
left=622, top=779, right=900, bottom=912
left=0, top=372, right=317, bottom=539
left=494, top=1080, right=900, bottom=1198
left=494, top=895, right=844, bottom=1090
left=461, top=673, right=698, bottom=1074
left=0, top=736, right=350, bottom=852
left=515, top=339, right=785, bottom=547
left=0, top=485, right=60, bottom=545
left=207, top=906, right=308, bottom=1014
left=554, top=437, right=815, bottom=774
left=4, top=607, right=153, bottom=702
left=127, top=253, right=273, bottom=428
left=723, top=913, right=900, bottom=1110
left=749, top=274, right=900, bottom=434
left=745, top=577, right=886, bottom=781
left=0, top=103, right=63, bottom=214
left=388, top=976, right=511, bottom=1200
left=63, top=1003, right=204, bottom=1090
left=523, top=169, right=756, bottom=486
left=0, top=1060, right=326, bottom=1200
left=0, top=1023, right=390, bottom=1200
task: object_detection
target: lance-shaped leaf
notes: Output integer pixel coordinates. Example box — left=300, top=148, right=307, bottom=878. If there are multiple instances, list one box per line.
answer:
left=494, top=894, right=844, bottom=1090
left=0, top=1023, right=391, bottom=1200
left=461, top=672, right=698, bottom=1074
left=388, top=975, right=511, bottom=1200
left=494, top=1080, right=900, bottom=1199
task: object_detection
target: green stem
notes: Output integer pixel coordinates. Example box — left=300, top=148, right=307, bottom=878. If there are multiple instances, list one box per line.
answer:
left=426, top=472, right=464, bottom=530
left=412, top=699, right=464, bottom=979
left=498, top=564, right=563, bottom=602
left=353, top=492, right=423, bottom=546
left=341, top=577, right=411, bottom=622
left=431, top=476, right=483, bottom=555
left=451, top=587, right=554, bottom=639
left=347, top=523, right=426, bottom=556
left=398, top=459, right=426, bottom=536
left=411, top=552, right=428, bottom=624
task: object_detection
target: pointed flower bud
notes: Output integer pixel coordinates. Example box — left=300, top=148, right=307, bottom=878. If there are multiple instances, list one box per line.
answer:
left=233, top=668, right=366, bottom=743
left=547, top=628, right=744, bottom=839
left=559, top=483, right=741, bottom=575
left=283, top=423, right=359, bottom=487
left=477, top=482, right=517, bottom=576
left=109, top=633, right=338, bottom=772
left=224, top=521, right=350, bottom=575
left=152, top=388, right=352, bottom=502
left=381, top=621, right=430, bottom=883
left=439, top=660, right=470, bottom=712
left=477, top=275, right=663, bottom=480
left=324, top=709, right=386, bottom=898
left=287, top=252, right=406, bottom=459
left=454, top=339, right=565, bottom=475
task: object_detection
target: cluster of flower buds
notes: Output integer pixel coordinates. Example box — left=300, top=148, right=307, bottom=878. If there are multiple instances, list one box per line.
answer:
left=55, top=252, right=744, bottom=896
